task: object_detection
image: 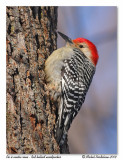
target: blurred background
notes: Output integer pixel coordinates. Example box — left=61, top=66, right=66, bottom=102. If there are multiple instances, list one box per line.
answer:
left=57, top=6, right=117, bottom=154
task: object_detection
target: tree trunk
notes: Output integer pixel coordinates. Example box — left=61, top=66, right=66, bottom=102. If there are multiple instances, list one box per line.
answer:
left=6, top=6, right=62, bottom=154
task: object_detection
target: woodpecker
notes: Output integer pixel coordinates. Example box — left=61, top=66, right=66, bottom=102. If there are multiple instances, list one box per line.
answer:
left=45, top=31, right=99, bottom=147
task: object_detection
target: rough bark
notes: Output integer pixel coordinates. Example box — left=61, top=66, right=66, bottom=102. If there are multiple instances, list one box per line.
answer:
left=6, top=6, right=61, bottom=154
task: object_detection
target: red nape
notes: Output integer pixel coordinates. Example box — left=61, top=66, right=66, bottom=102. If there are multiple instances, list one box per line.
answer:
left=73, top=38, right=99, bottom=66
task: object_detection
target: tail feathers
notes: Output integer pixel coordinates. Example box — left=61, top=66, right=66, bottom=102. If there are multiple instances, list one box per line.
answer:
left=55, top=97, right=74, bottom=146
left=55, top=120, right=64, bottom=145
left=55, top=112, right=73, bottom=146
left=54, top=97, right=64, bottom=145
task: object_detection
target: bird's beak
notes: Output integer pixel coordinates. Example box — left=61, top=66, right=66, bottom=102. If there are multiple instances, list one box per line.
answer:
left=58, top=31, right=73, bottom=44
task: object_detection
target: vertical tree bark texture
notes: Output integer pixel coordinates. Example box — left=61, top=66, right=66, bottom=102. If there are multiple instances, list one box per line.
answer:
left=6, top=6, right=60, bottom=154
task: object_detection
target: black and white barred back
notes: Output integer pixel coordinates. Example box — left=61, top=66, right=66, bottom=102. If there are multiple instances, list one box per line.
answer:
left=55, top=48, right=95, bottom=146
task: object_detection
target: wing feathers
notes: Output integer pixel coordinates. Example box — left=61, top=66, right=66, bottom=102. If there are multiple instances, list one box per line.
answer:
left=55, top=49, right=95, bottom=145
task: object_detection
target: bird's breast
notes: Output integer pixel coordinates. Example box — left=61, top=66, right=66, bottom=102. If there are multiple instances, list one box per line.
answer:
left=45, top=46, right=75, bottom=84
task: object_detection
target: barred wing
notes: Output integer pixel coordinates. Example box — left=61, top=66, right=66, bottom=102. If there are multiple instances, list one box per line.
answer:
left=56, top=49, right=95, bottom=145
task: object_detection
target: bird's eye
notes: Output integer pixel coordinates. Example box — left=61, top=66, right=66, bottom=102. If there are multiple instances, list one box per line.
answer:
left=79, top=45, right=84, bottom=48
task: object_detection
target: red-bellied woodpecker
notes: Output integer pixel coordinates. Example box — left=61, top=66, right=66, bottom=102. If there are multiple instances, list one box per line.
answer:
left=45, top=31, right=99, bottom=147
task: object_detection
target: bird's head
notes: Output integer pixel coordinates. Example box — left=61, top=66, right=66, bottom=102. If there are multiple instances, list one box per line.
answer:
left=58, top=31, right=99, bottom=66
